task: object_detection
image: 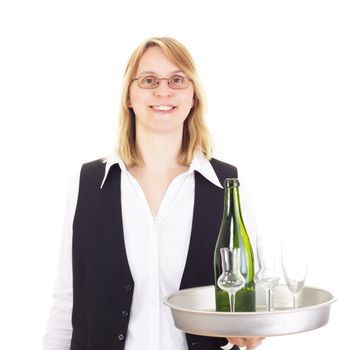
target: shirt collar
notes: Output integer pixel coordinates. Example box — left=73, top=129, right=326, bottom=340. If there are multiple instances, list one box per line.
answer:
left=100, top=152, right=223, bottom=189
left=189, top=152, right=223, bottom=189
left=100, top=153, right=125, bottom=189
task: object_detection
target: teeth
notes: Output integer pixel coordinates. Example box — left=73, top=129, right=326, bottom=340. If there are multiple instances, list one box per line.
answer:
left=152, top=105, right=174, bottom=111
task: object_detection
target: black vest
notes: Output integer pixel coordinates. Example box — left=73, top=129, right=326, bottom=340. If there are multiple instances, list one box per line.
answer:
left=70, top=158, right=238, bottom=350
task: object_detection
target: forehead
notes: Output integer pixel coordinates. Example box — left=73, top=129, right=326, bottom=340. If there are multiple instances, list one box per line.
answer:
left=136, top=46, right=182, bottom=75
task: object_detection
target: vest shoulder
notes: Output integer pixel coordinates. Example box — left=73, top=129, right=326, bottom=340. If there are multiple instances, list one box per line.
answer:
left=79, top=158, right=107, bottom=185
left=81, top=158, right=106, bottom=172
left=210, top=158, right=238, bottom=183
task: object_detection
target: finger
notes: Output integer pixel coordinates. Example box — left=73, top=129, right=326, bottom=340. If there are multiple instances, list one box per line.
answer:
left=247, top=339, right=261, bottom=347
left=246, top=337, right=265, bottom=348
left=226, top=337, right=247, bottom=347
left=246, top=342, right=261, bottom=349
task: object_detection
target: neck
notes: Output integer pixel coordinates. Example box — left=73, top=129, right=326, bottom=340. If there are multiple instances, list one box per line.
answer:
left=135, top=128, right=185, bottom=173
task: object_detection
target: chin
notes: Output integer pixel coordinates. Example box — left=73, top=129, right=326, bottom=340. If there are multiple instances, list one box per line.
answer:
left=145, top=120, right=184, bottom=134
left=136, top=112, right=186, bottom=135
left=152, top=124, right=183, bottom=135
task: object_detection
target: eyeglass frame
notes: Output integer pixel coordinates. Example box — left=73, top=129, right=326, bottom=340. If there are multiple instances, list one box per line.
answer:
left=131, top=74, right=192, bottom=89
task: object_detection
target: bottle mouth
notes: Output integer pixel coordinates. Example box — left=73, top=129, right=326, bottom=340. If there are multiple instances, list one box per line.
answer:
left=224, top=178, right=240, bottom=187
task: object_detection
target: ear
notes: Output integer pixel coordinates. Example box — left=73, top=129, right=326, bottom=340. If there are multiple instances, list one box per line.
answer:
left=127, top=98, right=132, bottom=108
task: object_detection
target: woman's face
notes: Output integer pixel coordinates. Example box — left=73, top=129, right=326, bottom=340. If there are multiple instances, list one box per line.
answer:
left=128, top=46, right=194, bottom=134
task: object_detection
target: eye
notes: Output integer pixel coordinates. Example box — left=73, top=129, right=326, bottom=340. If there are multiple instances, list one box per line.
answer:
left=140, top=75, right=158, bottom=86
left=170, top=75, right=186, bottom=84
left=168, top=75, right=189, bottom=89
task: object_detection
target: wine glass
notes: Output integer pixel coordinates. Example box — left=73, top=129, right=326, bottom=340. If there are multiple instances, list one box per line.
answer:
left=282, top=238, right=308, bottom=309
left=217, top=247, right=245, bottom=312
left=254, top=235, right=281, bottom=311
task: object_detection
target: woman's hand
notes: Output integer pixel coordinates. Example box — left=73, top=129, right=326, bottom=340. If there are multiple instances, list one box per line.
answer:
left=226, top=336, right=265, bottom=349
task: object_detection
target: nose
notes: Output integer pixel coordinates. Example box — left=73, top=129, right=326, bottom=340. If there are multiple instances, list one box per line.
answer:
left=154, top=79, right=173, bottom=97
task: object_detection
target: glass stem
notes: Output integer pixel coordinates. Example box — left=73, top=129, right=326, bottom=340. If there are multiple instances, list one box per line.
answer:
left=229, top=292, right=236, bottom=312
left=293, top=293, right=298, bottom=309
left=266, top=288, right=273, bottom=311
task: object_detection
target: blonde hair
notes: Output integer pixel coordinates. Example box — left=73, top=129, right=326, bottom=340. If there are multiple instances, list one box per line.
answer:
left=115, top=37, right=213, bottom=167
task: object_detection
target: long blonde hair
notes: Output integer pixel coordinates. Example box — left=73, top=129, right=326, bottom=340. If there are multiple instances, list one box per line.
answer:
left=115, top=37, right=213, bottom=167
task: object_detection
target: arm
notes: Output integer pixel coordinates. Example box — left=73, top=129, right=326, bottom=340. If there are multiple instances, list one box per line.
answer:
left=43, top=171, right=80, bottom=350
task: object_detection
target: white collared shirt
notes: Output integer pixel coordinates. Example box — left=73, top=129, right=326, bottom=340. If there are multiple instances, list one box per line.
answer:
left=43, top=153, right=255, bottom=350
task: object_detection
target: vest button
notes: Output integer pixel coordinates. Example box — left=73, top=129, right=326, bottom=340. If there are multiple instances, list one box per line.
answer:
left=117, top=333, right=125, bottom=341
left=122, top=310, right=129, bottom=317
left=124, top=284, right=133, bottom=292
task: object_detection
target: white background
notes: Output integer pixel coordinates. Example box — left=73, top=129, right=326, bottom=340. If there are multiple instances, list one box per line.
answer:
left=0, top=0, right=349, bottom=349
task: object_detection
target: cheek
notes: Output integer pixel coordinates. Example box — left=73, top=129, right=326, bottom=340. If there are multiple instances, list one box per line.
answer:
left=182, top=91, right=195, bottom=108
left=128, top=89, right=146, bottom=109
left=186, top=87, right=195, bottom=106
left=128, top=87, right=137, bottom=107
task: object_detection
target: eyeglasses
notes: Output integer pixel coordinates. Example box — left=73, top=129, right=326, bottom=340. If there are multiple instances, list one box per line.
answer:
left=132, top=74, right=192, bottom=89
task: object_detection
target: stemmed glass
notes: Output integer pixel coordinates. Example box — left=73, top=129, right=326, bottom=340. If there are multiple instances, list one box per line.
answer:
left=254, top=235, right=281, bottom=311
left=282, top=238, right=308, bottom=309
left=217, top=247, right=245, bottom=312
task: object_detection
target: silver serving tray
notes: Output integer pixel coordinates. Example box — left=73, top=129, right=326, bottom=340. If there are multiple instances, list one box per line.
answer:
left=164, top=285, right=336, bottom=337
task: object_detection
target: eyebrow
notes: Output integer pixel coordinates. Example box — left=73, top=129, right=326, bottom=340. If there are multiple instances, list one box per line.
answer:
left=138, top=69, right=184, bottom=76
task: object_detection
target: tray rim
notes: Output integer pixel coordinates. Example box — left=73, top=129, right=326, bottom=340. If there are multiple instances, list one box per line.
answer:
left=163, top=284, right=337, bottom=315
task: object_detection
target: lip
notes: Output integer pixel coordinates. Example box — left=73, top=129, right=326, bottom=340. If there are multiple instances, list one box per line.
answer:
left=149, top=105, right=177, bottom=113
left=150, top=104, right=176, bottom=108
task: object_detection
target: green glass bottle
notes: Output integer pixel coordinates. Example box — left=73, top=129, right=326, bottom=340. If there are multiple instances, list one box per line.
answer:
left=214, top=178, right=256, bottom=311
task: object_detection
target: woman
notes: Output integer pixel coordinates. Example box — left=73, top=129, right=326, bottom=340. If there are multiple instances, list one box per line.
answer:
left=44, top=37, right=263, bottom=350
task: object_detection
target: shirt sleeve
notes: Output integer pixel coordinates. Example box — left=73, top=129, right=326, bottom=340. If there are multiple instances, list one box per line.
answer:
left=43, top=170, right=80, bottom=350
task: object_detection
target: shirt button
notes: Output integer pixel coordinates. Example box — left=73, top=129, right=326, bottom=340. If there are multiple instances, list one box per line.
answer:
left=117, top=333, right=125, bottom=341
left=121, top=310, right=129, bottom=317
left=124, top=284, right=133, bottom=292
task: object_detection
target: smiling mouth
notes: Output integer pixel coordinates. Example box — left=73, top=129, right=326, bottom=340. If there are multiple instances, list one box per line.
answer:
left=150, top=105, right=176, bottom=111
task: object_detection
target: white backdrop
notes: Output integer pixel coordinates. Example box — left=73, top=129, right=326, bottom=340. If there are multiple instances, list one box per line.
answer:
left=0, top=0, right=349, bottom=349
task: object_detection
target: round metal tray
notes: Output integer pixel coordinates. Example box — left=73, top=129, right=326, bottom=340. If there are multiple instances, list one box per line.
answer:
left=164, top=285, right=336, bottom=337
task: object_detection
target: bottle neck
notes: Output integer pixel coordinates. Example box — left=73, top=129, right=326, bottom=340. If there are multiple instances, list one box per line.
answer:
left=223, top=178, right=242, bottom=219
